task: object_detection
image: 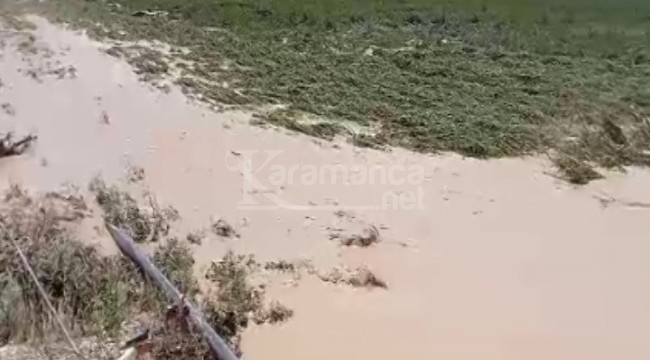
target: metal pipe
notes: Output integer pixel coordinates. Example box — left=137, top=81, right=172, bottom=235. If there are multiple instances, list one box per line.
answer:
left=106, top=222, right=240, bottom=360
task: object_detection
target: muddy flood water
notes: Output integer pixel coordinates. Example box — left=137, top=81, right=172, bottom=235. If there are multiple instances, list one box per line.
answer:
left=2, top=17, right=650, bottom=360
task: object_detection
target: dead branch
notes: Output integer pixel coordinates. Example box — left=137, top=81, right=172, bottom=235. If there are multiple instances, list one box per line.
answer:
left=0, top=133, right=37, bottom=157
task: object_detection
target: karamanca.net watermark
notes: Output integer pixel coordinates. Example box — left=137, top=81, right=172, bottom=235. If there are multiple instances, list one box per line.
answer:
left=226, top=150, right=426, bottom=211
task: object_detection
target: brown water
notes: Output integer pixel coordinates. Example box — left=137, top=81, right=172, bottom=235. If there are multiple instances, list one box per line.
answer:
left=1, top=16, right=650, bottom=360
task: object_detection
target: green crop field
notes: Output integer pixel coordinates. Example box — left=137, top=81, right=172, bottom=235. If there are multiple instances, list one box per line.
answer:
left=52, top=0, right=650, bottom=183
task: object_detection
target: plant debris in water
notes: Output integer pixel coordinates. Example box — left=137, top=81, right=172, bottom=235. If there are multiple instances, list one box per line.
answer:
left=152, top=238, right=200, bottom=299
left=204, top=251, right=293, bottom=354
left=552, top=154, right=603, bottom=185
left=252, top=301, right=293, bottom=325
left=185, top=230, right=204, bottom=245
left=211, top=218, right=239, bottom=238
left=319, top=265, right=387, bottom=289
left=0, top=133, right=37, bottom=157
left=90, top=178, right=179, bottom=242
left=333, top=225, right=381, bottom=247
left=126, top=166, right=145, bottom=183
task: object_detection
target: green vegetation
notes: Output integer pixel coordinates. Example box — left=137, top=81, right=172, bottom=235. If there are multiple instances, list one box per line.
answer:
left=204, top=252, right=261, bottom=355
left=46, top=0, right=650, bottom=182
left=0, top=187, right=291, bottom=357
left=0, top=187, right=151, bottom=341
left=90, top=178, right=179, bottom=242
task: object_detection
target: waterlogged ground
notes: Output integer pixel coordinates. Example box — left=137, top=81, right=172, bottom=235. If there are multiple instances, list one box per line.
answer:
left=2, top=16, right=650, bottom=360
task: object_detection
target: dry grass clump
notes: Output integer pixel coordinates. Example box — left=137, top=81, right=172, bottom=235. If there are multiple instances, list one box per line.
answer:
left=550, top=91, right=650, bottom=184
left=90, top=178, right=179, bottom=242
left=552, top=153, right=603, bottom=185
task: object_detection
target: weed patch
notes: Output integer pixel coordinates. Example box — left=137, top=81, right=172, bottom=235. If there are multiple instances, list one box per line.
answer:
left=90, top=178, right=179, bottom=242
left=204, top=251, right=293, bottom=354
left=0, top=187, right=292, bottom=357
left=0, top=188, right=145, bottom=342
left=152, top=238, right=200, bottom=300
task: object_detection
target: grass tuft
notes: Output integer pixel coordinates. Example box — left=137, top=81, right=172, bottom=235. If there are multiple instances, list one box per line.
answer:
left=204, top=251, right=293, bottom=354
left=152, top=238, right=199, bottom=299
left=90, top=178, right=179, bottom=242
